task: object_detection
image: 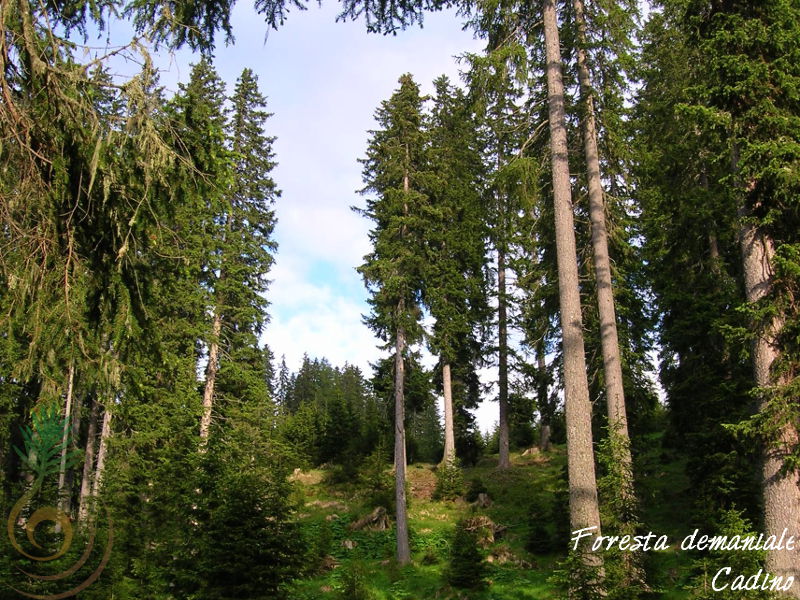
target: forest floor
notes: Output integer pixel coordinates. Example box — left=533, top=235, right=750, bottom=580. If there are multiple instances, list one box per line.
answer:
left=287, top=435, right=698, bottom=600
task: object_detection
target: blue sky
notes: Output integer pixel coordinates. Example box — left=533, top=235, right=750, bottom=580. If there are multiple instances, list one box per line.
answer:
left=102, top=2, right=500, bottom=429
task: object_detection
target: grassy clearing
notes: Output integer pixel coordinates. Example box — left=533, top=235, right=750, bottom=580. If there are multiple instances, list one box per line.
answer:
left=287, top=440, right=697, bottom=600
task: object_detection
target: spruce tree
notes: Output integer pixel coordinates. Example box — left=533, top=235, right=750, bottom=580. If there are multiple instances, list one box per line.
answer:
left=423, top=75, right=489, bottom=466
left=446, top=519, right=487, bottom=589
left=634, top=3, right=758, bottom=525
left=636, top=2, right=800, bottom=593
left=215, top=68, right=279, bottom=421
left=570, top=0, right=634, bottom=471
left=167, top=57, right=234, bottom=443
left=681, top=2, right=800, bottom=592
left=463, top=4, right=540, bottom=468
left=565, top=7, right=650, bottom=593
left=356, top=73, right=431, bottom=564
left=541, top=0, right=604, bottom=580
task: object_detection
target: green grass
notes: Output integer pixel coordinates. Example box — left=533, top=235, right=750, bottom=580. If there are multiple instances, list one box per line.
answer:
left=287, top=441, right=701, bottom=600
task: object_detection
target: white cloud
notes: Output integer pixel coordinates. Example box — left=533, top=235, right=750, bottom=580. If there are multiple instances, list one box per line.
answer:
left=84, top=0, right=513, bottom=437
left=266, top=282, right=384, bottom=375
left=129, top=2, right=497, bottom=428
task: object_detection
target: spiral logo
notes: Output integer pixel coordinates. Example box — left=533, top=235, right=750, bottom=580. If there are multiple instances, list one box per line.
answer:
left=5, top=410, right=113, bottom=599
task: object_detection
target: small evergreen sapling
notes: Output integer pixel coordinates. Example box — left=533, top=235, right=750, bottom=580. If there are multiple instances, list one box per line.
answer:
left=465, top=476, right=488, bottom=503
left=433, top=458, right=464, bottom=501
left=446, top=519, right=487, bottom=590
left=335, top=559, right=375, bottom=600
left=527, top=496, right=555, bottom=554
left=550, top=550, right=605, bottom=600
left=688, top=509, right=776, bottom=600
left=358, top=444, right=395, bottom=510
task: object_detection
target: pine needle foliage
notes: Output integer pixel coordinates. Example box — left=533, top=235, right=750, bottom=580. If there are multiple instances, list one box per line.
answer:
left=433, top=458, right=465, bottom=501
left=356, top=73, right=431, bottom=348
left=686, top=509, right=775, bottom=600
left=446, top=518, right=487, bottom=590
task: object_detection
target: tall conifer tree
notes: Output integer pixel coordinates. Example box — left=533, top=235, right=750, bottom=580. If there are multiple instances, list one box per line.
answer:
left=357, top=74, right=430, bottom=564
left=570, top=0, right=633, bottom=464
left=215, top=68, right=279, bottom=417
left=635, top=0, right=758, bottom=526
left=683, top=2, right=800, bottom=592
left=464, top=2, right=541, bottom=467
left=168, top=58, right=233, bottom=443
left=542, top=0, right=604, bottom=580
left=424, top=76, right=488, bottom=466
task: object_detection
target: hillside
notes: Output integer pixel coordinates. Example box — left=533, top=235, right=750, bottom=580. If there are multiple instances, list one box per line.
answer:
left=287, top=440, right=698, bottom=600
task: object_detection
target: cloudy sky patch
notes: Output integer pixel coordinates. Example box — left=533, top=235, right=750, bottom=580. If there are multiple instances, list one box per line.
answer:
left=113, top=3, right=498, bottom=430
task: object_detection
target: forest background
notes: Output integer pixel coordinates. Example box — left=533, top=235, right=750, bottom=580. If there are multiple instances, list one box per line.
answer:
left=0, top=0, right=798, bottom=598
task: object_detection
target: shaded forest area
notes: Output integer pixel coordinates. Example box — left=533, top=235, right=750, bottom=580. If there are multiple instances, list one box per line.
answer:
left=1, top=0, right=798, bottom=599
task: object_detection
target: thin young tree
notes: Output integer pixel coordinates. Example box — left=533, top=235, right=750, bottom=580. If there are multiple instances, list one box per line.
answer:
left=463, top=12, right=535, bottom=468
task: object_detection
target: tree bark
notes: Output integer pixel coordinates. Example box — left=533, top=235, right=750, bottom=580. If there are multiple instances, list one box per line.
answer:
left=78, top=397, right=99, bottom=522
left=738, top=220, right=800, bottom=596
left=537, top=349, right=551, bottom=452
left=57, top=362, right=75, bottom=514
left=572, top=0, right=634, bottom=498
left=92, top=406, right=112, bottom=498
left=497, top=249, right=510, bottom=469
left=542, top=0, right=603, bottom=572
left=394, top=318, right=410, bottom=564
left=441, top=362, right=456, bottom=464
left=200, top=311, right=222, bottom=443
left=62, top=397, right=82, bottom=516
left=393, top=153, right=411, bottom=565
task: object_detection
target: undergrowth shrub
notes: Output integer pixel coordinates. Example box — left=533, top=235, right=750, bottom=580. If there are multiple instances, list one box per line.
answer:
left=358, top=445, right=394, bottom=510
left=527, top=496, right=555, bottom=554
left=326, top=457, right=361, bottom=486
left=433, top=459, right=464, bottom=501
left=687, top=509, right=777, bottom=600
left=597, top=428, right=648, bottom=600
left=550, top=551, right=605, bottom=600
left=413, top=529, right=451, bottom=565
left=465, top=476, right=488, bottom=503
left=334, top=559, right=375, bottom=600
left=446, top=519, right=486, bottom=589
left=551, top=487, right=571, bottom=552
left=314, top=520, right=333, bottom=564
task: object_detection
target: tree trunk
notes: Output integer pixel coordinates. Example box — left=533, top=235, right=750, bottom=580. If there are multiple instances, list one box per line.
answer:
left=497, top=249, right=510, bottom=469
left=394, top=319, right=410, bottom=564
left=738, top=220, right=800, bottom=596
left=572, top=0, right=634, bottom=498
left=63, top=395, right=81, bottom=515
left=542, top=0, right=603, bottom=572
left=92, top=406, right=112, bottom=498
left=57, top=362, right=75, bottom=514
left=537, top=349, right=551, bottom=452
left=539, top=423, right=551, bottom=453
left=200, top=311, right=222, bottom=443
left=441, top=361, right=456, bottom=464
left=78, top=397, right=99, bottom=522
left=394, top=153, right=411, bottom=565
left=709, top=232, right=721, bottom=262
